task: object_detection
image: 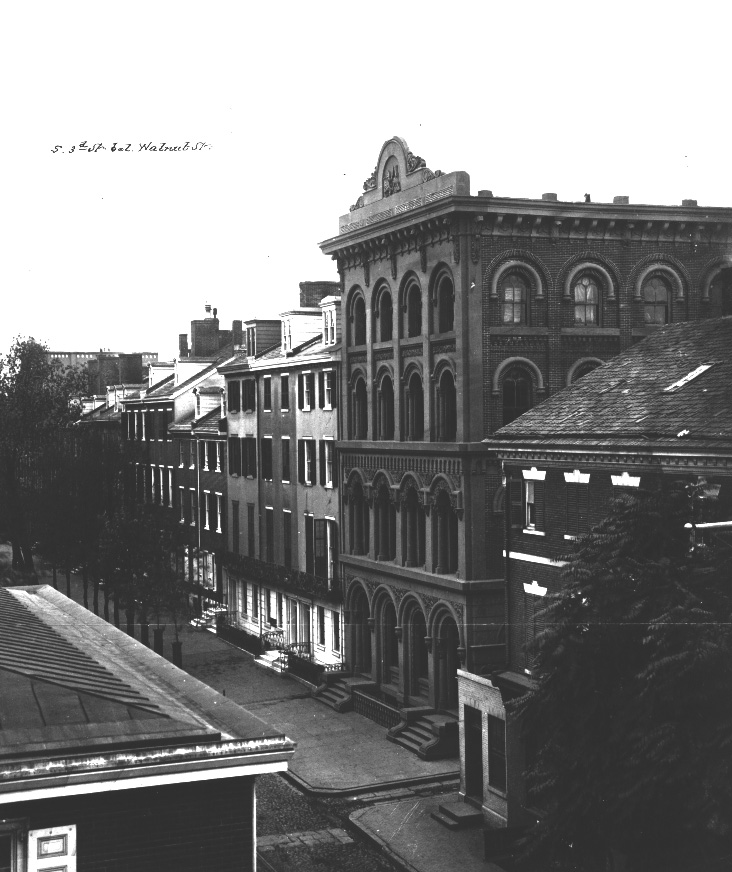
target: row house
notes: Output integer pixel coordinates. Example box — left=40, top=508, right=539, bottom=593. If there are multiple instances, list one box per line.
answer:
left=219, top=283, right=343, bottom=666
left=120, top=307, right=239, bottom=615
left=317, top=137, right=732, bottom=755
left=469, top=318, right=732, bottom=829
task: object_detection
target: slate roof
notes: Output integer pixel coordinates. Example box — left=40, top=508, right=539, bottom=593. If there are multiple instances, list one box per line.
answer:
left=489, top=318, right=732, bottom=453
left=191, top=407, right=224, bottom=434
left=0, top=586, right=293, bottom=780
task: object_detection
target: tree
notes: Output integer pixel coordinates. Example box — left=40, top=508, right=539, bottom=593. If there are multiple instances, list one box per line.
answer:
left=512, top=481, right=732, bottom=872
left=0, top=338, right=89, bottom=571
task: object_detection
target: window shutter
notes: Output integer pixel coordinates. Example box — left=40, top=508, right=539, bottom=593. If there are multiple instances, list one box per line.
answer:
left=298, top=374, right=304, bottom=409
left=314, top=519, right=327, bottom=578
left=510, top=479, right=523, bottom=527
left=319, top=440, right=326, bottom=485
left=534, top=480, right=546, bottom=529
left=331, top=373, right=337, bottom=408
left=251, top=438, right=258, bottom=478
left=578, top=484, right=589, bottom=533
left=308, top=373, right=315, bottom=408
left=199, top=441, right=206, bottom=468
left=332, top=444, right=339, bottom=488
left=566, top=486, right=577, bottom=535
left=318, top=371, right=325, bottom=408
left=308, top=441, right=316, bottom=485
left=298, top=440, right=306, bottom=484
left=305, top=515, right=314, bottom=574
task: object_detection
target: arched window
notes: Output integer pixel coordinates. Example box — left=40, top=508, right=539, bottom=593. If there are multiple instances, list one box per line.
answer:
left=352, top=377, right=368, bottom=439
left=571, top=360, right=601, bottom=383
left=377, top=374, right=395, bottom=440
left=501, top=273, right=529, bottom=325
left=378, top=290, right=393, bottom=341
left=374, top=482, right=396, bottom=561
left=437, top=275, right=454, bottom=333
left=353, top=296, right=367, bottom=345
left=642, top=276, right=670, bottom=324
left=573, top=274, right=599, bottom=325
left=349, top=479, right=370, bottom=556
left=433, top=490, right=458, bottom=574
left=502, top=366, right=532, bottom=425
left=402, top=486, right=426, bottom=568
left=436, top=369, right=457, bottom=442
left=405, top=282, right=422, bottom=337
left=405, top=372, right=424, bottom=441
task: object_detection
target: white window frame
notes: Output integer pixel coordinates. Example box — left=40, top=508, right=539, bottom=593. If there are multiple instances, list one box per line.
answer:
left=324, top=438, right=334, bottom=488
left=281, top=436, right=291, bottom=484
left=203, top=489, right=211, bottom=530
left=263, top=375, right=272, bottom=411
left=189, top=441, right=196, bottom=469
left=305, top=438, right=314, bottom=485
left=216, top=492, right=223, bottom=533
left=215, top=441, right=222, bottom=472
left=323, top=370, right=333, bottom=410
left=202, top=440, right=209, bottom=471
left=179, top=486, right=185, bottom=523
left=303, top=370, right=313, bottom=411
left=179, top=441, right=185, bottom=467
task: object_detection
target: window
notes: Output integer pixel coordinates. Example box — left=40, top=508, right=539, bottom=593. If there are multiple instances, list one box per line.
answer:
left=0, top=821, right=23, bottom=872
left=252, top=583, right=259, bottom=618
left=242, top=437, right=257, bottom=477
left=501, top=273, right=528, bottom=325
left=242, top=380, right=256, bottom=411
left=189, top=441, right=196, bottom=469
left=216, top=493, right=223, bottom=533
left=524, top=480, right=546, bottom=530
left=263, top=376, right=272, bottom=411
left=329, top=309, right=335, bottom=344
left=190, top=488, right=197, bottom=527
left=405, top=282, right=422, bottom=337
left=305, top=514, right=315, bottom=574
left=437, top=275, right=455, bottom=333
left=232, top=500, right=240, bottom=554
left=332, top=609, right=341, bottom=651
left=215, top=442, right=221, bottom=472
left=228, top=437, right=241, bottom=475
left=319, top=370, right=335, bottom=410
left=179, top=486, right=186, bottom=523
left=281, top=437, right=291, bottom=482
left=436, top=370, right=456, bottom=441
left=228, top=379, right=240, bottom=413
left=502, top=366, right=532, bottom=425
left=317, top=606, right=326, bottom=646
left=298, top=439, right=316, bottom=486
left=433, top=490, right=458, bottom=574
left=643, top=275, right=670, bottom=324
left=353, top=296, right=367, bottom=345
left=179, top=441, right=185, bottom=467
left=565, top=471, right=590, bottom=537
left=405, top=372, right=424, bottom=441
left=573, top=274, right=599, bottom=324
left=298, top=372, right=315, bottom=411
left=352, top=377, right=368, bottom=439
left=247, top=326, right=256, bottom=356
left=320, top=439, right=334, bottom=487
left=487, top=716, right=507, bottom=791
left=261, top=437, right=273, bottom=481
left=326, top=519, right=339, bottom=585
left=283, top=510, right=292, bottom=568
left=203, top=490, right=211, bottom=529
left=247, top=504, right=255, bottom=556
left=314, top=518, right=327, bottom=577
left=280, top=374, right=289, bottom=410
left=402, top=486, right=425, bottom=567
left=265, top=507, right=274, bottom=563
left=377, top=375, right=395, bottom=440
left=378, top=289, right=393, bottom=341
left=375, top=483, right=396, bottom=560
left=349, top=480, right=370, bottom=557
left=200, top=441, right=209, bottom=471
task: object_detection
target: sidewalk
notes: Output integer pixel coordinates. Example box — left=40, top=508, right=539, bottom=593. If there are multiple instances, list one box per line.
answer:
left=3, top=548, right=506, bottom=872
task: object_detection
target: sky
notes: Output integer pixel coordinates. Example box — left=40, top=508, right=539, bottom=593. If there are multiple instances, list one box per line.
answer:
left=2, top=1, right=730, bottom=362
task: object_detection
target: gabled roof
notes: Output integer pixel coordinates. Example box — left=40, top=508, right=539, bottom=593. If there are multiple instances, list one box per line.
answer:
left=191, top=407, right=224, bottom=434
left=489, top=318, right=732, bottom=453
left=0, top=586, right=293, bottom=793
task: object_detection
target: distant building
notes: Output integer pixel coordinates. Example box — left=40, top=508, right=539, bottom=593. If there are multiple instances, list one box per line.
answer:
left=475, top=317, right=732, bottom=829
left=47, top=350, right=158, bottom=394
left=0, top=584, right=293, bottom=871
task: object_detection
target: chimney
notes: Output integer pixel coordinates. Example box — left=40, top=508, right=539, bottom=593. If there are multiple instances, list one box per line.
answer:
left=205, top=303, right=212, bottom=318
left=179, top=333, right=189, bottom=358
left=613, top=196, right=630, bottom=205
left=542, top=192, right=558, bottom=201
left=681, top=199, right=698, bottom=207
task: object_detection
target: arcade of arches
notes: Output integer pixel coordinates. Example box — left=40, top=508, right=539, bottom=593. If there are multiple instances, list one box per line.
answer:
left=346, top=584, right=462, bottom=712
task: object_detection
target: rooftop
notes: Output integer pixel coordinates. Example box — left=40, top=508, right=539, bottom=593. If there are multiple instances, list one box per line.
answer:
left=488, top=318, right=732, bottom=453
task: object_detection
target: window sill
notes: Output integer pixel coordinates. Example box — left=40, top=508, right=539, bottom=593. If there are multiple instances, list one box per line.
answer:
left=523, top=528, right=545, bottom=536
left=563, top=534, right=577, bottom=540
left=489, top=326, right=548, bottom=335
left=560, top=327, right=619, bottom=336
left=632, top=326, right=667, bottom=336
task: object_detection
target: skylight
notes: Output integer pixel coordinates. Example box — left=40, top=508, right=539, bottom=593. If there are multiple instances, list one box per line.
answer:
left=663, top=363, right=713, bottom=393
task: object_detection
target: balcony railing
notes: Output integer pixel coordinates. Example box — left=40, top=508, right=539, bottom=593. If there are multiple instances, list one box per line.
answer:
left=222, top=552, right=343, bottom=603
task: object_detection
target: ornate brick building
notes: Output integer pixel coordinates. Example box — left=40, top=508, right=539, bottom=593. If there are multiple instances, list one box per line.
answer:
left=318, top=136, right=732, bottom=754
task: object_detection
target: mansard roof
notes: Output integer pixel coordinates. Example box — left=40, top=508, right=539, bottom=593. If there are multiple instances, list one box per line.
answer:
left=488, top=317, right=732, bottom=456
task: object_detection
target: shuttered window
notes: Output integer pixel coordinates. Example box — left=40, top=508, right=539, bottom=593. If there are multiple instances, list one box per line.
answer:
left=566, top=483, right=590, bottom=536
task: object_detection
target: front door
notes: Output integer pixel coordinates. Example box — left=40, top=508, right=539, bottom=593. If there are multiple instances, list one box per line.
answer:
left=464, top=705, right=484, bottom=801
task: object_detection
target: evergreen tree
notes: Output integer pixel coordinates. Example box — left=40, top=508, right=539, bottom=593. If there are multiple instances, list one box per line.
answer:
left=512, top=481, right=732, bottom=871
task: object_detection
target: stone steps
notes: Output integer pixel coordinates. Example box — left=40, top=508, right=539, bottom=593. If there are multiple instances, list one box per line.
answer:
left=431, top=797, right=484, bottom=831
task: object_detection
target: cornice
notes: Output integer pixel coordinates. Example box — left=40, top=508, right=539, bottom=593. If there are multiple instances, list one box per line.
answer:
left=492, top=444, right=732, bottom=472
